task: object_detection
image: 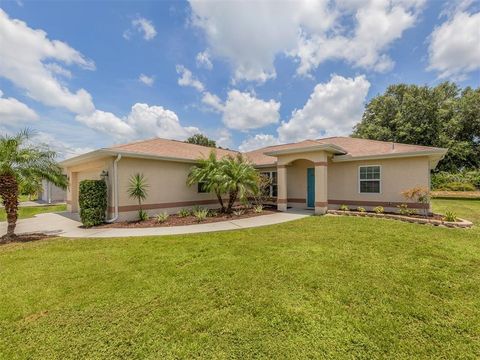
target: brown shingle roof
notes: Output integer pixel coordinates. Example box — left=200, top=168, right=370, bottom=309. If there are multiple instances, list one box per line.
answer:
left=103, top=136, right=445, bottom=167
left=109, top=137, right=238, bottom=161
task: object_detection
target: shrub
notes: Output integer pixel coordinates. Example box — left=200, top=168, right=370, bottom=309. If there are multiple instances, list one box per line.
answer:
left=444, top=210, right=458, bottom=222
left=442, top=182, right=476, bottom=192
left=233, top=209, right=245, bottom=216
left=431, top=170, right=480, bottom=190
left=339, top=204, right=349, bottom=211
left=401, top=186, right=430, bottom=217
left=193, top=208, right=209, bottom=222
left=139, top=209, right=149, bottom=221
left=373, top=206, right=384, bottom=214
left=155, top=212, right=169, bottom=223
left=397, top=204, right=417, bottom=216
left=357, top=207, right=366, bottom=213
left=253, top=204, right=263, bottom=213
left=178, top=208, right=191, bottom=217
left=208, top=209, right=218, bottom=217
left=79, top=180, right=107, bottom=227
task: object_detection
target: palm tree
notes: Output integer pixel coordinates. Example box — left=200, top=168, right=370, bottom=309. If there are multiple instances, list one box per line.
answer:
left=219, top=154, right=259, bottom=213
left=127, top=173, right=149, bottom=220
left=187, top=151, right=226, bottom=212
left=0, top=129, right=67, bottom=240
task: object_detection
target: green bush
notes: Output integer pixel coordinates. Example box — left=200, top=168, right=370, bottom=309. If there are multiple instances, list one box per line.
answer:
left=79, top=180, right=107, bottom=227
left=155, top=212, right=169, bottom=223
left=193, top=208, right=208, bottom=222
left=178, top=208, right=191, bottom=217
left=339, top=204, right=349, bottom=211
left=432, top=170, right=480, bottom=191
left=373, top=206, right=384, bottom=214
left=444, top=210, right=458, bottom=222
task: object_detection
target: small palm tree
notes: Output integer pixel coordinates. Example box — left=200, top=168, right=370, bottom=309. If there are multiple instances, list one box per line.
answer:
left=218, top=154, right=259, bottom=213
left=0, top=129, right=67, bottom=240
left=187, top=151, right=226, bottom=212
left=127, top=173, right=149, bottom=220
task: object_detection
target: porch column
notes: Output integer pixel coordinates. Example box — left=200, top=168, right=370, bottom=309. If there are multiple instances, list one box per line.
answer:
left=314, top=161, right=328, bottom=215
left=68, top=171, right=78, bottom=213
left=277, top=165, right=287, bottom=212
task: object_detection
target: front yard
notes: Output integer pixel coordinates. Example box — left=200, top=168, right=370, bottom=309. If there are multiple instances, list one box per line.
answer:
left=0, top=199, right=479, bottom=359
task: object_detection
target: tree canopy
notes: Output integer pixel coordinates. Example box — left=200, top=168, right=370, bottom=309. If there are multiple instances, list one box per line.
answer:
left=185, top=134, right=216, bottom=148
left=352, top=82, right=480, bottom=172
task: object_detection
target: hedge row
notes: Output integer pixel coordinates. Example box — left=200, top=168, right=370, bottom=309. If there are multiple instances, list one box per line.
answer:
left=79, top=180, right=107, bottom=227
left=431, top=170, right=480, bottom=191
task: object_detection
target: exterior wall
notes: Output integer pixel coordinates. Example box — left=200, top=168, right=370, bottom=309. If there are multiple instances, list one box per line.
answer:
left=286, top=159, right=311, bottom=206
left=327, top=156, right=430, bottom=212
left=115, top=157, right=220, bottom=221
left=40, top=180, right=66, bottom=203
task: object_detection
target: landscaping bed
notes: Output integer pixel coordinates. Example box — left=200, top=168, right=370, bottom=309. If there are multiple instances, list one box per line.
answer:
left=97, top=206, right=278, bottom=228
left=328, top=209, right=473, bottom=228
left=0, top=233, right=55, bottom=245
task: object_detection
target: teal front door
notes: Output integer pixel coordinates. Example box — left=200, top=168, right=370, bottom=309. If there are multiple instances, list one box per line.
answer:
left=307, top=168, right=315, bottom=207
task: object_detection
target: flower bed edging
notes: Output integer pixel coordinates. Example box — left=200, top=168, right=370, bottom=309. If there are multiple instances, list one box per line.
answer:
left=327, top=210, right=473, bottom=228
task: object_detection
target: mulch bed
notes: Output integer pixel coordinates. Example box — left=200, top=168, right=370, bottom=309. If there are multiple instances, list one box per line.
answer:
left=97, top=206, right=278, bottom=228
left=0, top=233, right=56, bottom=245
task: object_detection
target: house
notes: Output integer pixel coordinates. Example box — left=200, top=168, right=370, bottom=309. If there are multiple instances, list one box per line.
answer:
left=60, top=137, right=447, bottom=221
left=38, top=180, right=66, bottom=204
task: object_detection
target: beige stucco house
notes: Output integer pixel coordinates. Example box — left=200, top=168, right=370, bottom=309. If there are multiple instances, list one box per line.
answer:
left=60, top=136, right=447, bottom=221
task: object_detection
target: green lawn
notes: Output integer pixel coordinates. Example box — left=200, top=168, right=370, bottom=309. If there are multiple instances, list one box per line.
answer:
left=0, top=204, right=66, bottom=222
left=0, top=199, right=479, bottom=359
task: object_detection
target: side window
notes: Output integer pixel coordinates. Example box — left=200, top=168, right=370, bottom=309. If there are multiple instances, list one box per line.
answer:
left=260, top=171, right=277, bottom=197
left=359, top=166, right=381, bottom=193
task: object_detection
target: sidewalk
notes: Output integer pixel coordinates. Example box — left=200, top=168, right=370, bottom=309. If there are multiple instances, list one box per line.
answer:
left=0, top=210, right=311, bottom=238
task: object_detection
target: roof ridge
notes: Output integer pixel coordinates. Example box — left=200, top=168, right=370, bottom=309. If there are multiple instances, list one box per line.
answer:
left=341, top=137, right=443, bottom=150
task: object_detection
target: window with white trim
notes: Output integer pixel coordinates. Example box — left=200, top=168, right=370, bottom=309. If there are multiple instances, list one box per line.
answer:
left=359, top=166, right=381, bottom=193
left=260, top=171, right=277, bottom=197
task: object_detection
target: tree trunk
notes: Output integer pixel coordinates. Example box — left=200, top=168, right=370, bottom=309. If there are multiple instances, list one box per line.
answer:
left=226, top=190, right=238, bottom=213
left=215, top=191, right=225, bottom=212
left=0, top=174, right=19, bottom=240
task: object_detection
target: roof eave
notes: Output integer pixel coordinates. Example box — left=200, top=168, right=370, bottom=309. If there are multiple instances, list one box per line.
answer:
left=264, top=144, right=346, bottom=156
left=332, top=149, right=448, bottom=163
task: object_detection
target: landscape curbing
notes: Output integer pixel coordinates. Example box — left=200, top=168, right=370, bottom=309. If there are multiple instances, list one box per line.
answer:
left=327, top=210, right=473, bottom=228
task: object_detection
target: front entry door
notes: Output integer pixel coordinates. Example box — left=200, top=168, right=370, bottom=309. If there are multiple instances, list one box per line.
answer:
left=307, top=168, right=315, bottom=208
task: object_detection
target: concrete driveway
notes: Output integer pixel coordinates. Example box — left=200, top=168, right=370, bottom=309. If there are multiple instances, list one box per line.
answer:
left=0, top=210, right=311, bottom=238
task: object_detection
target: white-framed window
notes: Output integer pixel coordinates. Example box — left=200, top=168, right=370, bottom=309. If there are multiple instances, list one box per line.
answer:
left=260, top=171, right=277, bottom=197
left=359, top=165, right=381, bottom=194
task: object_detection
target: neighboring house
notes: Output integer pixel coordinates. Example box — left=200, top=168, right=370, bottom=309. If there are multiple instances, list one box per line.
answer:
left=60, top=137, right=447, bottom=221
left=39, top=179, right=66, bottom=204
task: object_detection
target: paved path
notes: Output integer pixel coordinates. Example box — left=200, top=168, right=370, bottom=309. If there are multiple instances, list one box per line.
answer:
left=0, top=210, right=311, bottom=238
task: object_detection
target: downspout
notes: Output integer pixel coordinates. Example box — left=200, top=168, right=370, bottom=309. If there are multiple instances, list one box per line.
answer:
left=106, top=154, right=122, bottom=223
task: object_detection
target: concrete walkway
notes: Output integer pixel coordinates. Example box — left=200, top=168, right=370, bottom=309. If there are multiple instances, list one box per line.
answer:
left=1, top=210, right=311, bottom=238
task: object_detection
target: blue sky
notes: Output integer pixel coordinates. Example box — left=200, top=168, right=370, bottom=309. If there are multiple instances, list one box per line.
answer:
left=0, top=0, right=479, bottom=158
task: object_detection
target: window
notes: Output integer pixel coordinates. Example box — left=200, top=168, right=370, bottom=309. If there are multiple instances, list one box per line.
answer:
left=260, top=171, right=277, bottom=197
left=359, top=166, right=381, bottom=193
left=197, top=181, right=208, bottom=193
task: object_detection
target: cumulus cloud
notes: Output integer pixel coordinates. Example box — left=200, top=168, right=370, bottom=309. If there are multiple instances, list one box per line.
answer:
left=138, top=73, right=155, bottom=86
left=0, top=90, right=38, bottom=123
left=222, top=90, right=280, bottom=131
left=427, top=10, right=480, bottom=80
left=189, top=0, right=423, bottom=82
left=278, top=75, right=370, bottom=142
left=0, top=9, right=95, bottom=114
left=76, top=103, right=199, bottom=141
left=31, top=131, right=93, bottom=160
left=124, top=16, right=157, bottom=40
left=176, top=65, right=205, bottom=92
left=239, top=133, right=280, bottom=152
left=196, top=51, right=213, bottom=69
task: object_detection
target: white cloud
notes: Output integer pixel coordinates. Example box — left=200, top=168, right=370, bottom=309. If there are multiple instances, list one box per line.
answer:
left=176, top=65, right=205, bottom=92
left=278, top=74, right=370, bottom=142
left=31, top=131, right=93, bottom=160
left=222, top=90, right=280, bottom=131
left=189, top=0, right=423, bottom=82
left=239, top=133, right=280, bottom=152
left=196, top=51, right=213, bottom=70
left=124, top=16, right=157, bottom=40
left=76, top=103, right=199, bottom=141
left=0, top=9, right=95, bottom=114
left=0, top=90, right=38, bottom=123
left=213, top=128, right=232, bottom=148
left=427, top=10, right=480, bottom=80
left=201, top=91, right=223, bottom=112
left=138, top=73, right=155, bottom=86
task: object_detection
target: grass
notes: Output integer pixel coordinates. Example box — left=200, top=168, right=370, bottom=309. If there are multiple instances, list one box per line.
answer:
left=0, top=199, right=479, bottom=359
left=0, top=204, right=66, bottom=222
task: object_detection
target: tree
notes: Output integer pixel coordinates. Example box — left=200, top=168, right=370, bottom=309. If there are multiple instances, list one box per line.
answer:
left=187, top=151, right=225, bottom=212
left=218, top=154, right=259, bottom=213
left=0, top=129, right=67, bottom=240
left=352, top=82, right=480, bottom=172
left=19, top=175, right=42, bottom=200
left=186, top=133, right=216, bottom=148
left=127, top=173, right=149, bottom=221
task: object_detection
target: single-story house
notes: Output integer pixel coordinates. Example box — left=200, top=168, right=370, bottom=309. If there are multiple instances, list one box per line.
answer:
left=60, top=136, right=447, bottom=221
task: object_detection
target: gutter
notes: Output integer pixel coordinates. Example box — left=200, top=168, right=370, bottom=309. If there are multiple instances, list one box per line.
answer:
left=106, top=154, right=122, bottom=223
